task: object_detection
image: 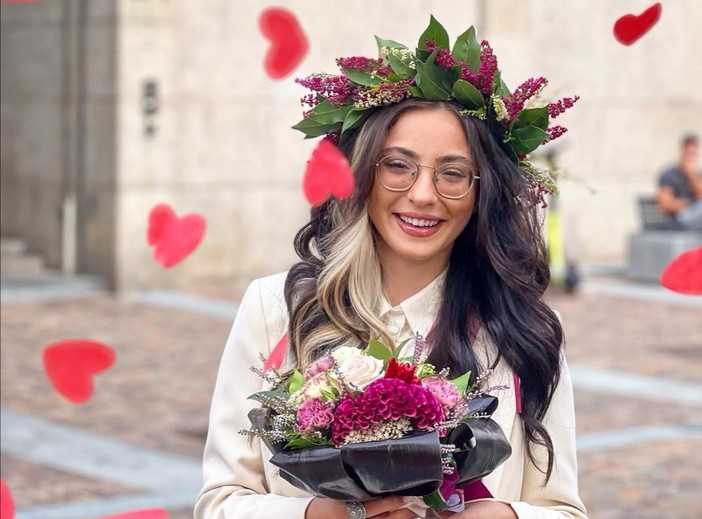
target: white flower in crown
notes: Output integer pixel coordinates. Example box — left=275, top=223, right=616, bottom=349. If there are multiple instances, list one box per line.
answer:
left=491, top=94, right=509, bottom=122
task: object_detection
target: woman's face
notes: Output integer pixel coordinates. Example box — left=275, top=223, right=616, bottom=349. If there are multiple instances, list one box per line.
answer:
left=367, top=107, right=478, bottom=270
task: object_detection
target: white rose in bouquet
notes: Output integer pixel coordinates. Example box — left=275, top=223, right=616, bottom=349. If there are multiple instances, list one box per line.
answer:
left=335, top=352, right=384, bottom=389
left=331, top=346, right=362, bottom=365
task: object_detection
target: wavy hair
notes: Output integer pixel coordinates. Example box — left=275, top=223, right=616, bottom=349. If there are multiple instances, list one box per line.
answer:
left=284, top=98, right=563, bottom=481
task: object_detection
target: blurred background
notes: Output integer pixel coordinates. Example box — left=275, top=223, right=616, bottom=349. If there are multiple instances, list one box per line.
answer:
left=1, top=1, right=701, bottom=519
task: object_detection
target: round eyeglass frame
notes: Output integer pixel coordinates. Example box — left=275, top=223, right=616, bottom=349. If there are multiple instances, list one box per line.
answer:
left=374, top=155, right=480, bottom=200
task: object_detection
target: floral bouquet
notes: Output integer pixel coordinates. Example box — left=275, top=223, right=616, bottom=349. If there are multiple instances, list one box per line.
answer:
left=242, top=335, right=511, bottom=512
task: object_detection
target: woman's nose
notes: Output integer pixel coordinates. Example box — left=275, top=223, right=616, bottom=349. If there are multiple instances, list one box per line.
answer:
left=406, top=166, right=439, bottom=205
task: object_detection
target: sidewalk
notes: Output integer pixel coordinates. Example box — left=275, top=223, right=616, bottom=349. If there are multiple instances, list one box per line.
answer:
left=1, top=273, right=701, bottom=519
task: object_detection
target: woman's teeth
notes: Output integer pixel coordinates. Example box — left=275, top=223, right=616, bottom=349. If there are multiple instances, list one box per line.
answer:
left=398, top=215, right=440, bottom=228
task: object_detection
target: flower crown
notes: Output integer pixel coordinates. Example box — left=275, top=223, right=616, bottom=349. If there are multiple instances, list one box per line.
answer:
left=292, top=16, right=579, bottom=205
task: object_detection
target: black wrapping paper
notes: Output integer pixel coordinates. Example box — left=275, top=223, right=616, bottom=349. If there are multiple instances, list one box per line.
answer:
left=448, top=396, right=513, bottom=487
left=248, top=395, right=511, bottom=501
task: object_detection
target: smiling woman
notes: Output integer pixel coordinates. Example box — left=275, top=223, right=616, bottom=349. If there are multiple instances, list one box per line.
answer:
left=195, top=16, right=586, bottom=519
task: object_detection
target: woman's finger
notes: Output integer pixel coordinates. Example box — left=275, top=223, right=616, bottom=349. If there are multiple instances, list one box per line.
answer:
left=383, top=509, right=417, bottom=519
left=363, top=496, right=407, bottom=517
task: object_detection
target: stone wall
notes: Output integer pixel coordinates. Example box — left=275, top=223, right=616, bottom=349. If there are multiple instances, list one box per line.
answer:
left=1, top=0, right=118, bottom=281
left=1, top=1, right=70, bottom=269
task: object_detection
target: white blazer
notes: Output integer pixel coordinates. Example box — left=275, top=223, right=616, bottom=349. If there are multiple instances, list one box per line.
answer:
left=194, top=272, right=588, bottom=519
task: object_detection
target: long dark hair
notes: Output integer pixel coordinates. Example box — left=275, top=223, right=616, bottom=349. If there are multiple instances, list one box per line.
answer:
left=284, top=98, right=563, bottom=481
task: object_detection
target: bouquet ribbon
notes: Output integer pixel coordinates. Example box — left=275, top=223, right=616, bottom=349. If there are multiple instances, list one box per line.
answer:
left=249, top=395, right=511, bottom=501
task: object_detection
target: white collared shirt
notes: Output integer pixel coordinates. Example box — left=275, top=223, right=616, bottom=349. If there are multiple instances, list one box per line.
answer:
left=378, top=270, right=446, bottom=355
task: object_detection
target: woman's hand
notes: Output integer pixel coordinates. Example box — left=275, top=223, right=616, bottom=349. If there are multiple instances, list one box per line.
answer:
left=306, top=496, right=415, bottom=519
left=439, top=500, right=517, bottom=519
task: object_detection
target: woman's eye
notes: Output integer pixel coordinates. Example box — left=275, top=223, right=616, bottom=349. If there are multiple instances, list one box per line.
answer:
left=388, top=161, right=410, bottom=170
left=442, top=169, right=468, bottom=179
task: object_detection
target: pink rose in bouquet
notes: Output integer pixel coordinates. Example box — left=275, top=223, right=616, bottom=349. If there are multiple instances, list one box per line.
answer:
left=296, top=397, right=335, bottom=437
left=306, top=356, right=334, bottom=377
left=422, top=376, right=463, bottom=412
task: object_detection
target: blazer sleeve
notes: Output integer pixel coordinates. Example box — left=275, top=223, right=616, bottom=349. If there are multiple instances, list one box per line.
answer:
left=194, top=279, right=314, bottom=519
left=509, top=354, right=588, bottom=519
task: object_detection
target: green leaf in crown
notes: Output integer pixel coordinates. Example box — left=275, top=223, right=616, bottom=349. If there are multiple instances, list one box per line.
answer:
left=417, top=14, right=450, bottom=50
left=452, top=80, right=485, bottom=110
left=452, top=26, right=480, bottom=72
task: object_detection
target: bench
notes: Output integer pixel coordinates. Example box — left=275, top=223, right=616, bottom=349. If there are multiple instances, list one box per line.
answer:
left=637, top=196, right=677, bottom=231
left=627, top=197, right=702, bottom=282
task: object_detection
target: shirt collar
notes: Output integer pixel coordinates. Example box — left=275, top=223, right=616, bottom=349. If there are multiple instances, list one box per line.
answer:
left=378, top=269, right=447, bottom=337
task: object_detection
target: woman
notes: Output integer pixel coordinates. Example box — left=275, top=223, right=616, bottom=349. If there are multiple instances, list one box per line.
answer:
left=195, top=18, right=586, bottom=519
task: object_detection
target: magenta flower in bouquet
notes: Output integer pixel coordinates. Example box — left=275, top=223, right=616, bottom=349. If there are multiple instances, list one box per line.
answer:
left=242, top=335, right=511, bottom=512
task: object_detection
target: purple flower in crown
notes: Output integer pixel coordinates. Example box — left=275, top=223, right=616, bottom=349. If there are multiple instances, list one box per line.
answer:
left=544, top=125, right=568, bottom=144
left=425, top=41, right=457, bottom=69
left=461, top=41, right=498, bottom=96
left=504, top=77, right=549, bottom=120
left=548, top=96, right=581, bottom=118
left=295, top=74, right=360, bottom=109
left=336, top=56, right=392, bottom=77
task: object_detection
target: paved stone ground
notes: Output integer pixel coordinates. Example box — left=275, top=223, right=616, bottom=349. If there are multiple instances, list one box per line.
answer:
left=1, top=276, right=701, bottom=519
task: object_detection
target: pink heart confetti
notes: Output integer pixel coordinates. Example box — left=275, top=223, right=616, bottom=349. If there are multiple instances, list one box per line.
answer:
left=303, top=139, right=355, bottom=206
left=661, top=247, right=702, bottom=295
left=1, top=480, right=15, bottom=519
left=259, top=7, right=309, bottom=79
left=613, top=3, right=662, bottom=45
left=147, top=204, right=206, bottom=268
left=43, top=339, right=116, bottom=404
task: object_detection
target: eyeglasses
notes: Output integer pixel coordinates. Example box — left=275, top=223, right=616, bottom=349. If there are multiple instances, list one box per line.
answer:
left=375, top=155, right=479, bottom=200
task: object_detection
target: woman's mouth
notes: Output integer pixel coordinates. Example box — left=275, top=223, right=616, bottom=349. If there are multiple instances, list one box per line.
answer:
left=394, top=214, right=444, bottom=237
left=397, top=215, right=441, bottom=228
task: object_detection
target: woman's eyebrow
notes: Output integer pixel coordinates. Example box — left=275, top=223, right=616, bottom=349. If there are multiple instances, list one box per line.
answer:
left=380, top=146, right=419, bottom=158
left=380, top=146, right=472, bottom=163
left=438, top=153, right=472, bottom=163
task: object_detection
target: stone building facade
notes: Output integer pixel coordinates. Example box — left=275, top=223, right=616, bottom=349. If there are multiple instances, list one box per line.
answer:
left=2, top=0, right=700, bottom=290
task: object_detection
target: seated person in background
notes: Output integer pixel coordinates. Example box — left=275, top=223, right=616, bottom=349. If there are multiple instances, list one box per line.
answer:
left=657, top=134, right=702, bottom=230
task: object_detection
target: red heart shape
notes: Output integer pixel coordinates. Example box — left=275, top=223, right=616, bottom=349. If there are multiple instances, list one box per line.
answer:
left=660, top=247, right=702, bottom=295
left=259, top=7, right=309, bottom=80
left=43, top=340, right=116, bottom=404
left=147, top=204, right=206, bottom=268
left=303, top=139, right=355, bottom=206
left=613, top=3, right=662, bottom=45
left=1, top=480, right=15, bottom=519
left=102, top=508, right=168, bottom=519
